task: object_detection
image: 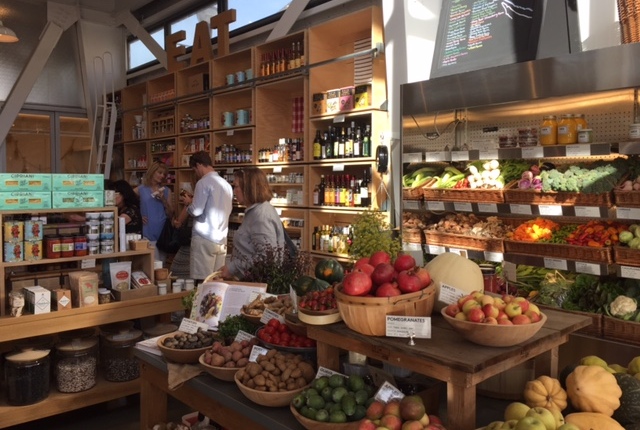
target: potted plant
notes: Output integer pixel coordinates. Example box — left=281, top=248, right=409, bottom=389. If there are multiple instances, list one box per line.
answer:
left=240, top=244, right=313, bottom=295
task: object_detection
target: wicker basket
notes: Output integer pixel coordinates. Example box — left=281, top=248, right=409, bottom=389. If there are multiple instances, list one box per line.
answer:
left=603, top=315, right=640, bottom=345
left=422, top=185, right=506, bottom=203
left=402, top=228, right=425, bottom=244
left=537, top=305, right=603, bottom=338
left=504, top=184, right=613, bottom=207
left=503, top=240, right=613, bottom=263
left=614, top=246, right=640, bottom=266
left=618, top=0, right=640, bottom=44
left=403, top=187, right=424, bottom=200
left=424, top=231, right=504, bottom=253
left=334, top=283, right=436, bottom=336
left=614, top=189, right=640, bottom=207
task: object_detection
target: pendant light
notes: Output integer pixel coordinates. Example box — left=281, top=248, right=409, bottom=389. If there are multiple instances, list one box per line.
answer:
left=0, top=20, right=18, bottom=43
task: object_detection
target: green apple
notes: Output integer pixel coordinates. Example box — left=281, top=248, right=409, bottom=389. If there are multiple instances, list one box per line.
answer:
left=557, top=424, right=580, bottom=430
left=483, top=421, right=505, bottom=430
left=504, top=401, right=530, bottom=421
left=549, top=407, right=565, bottom=428
left=500, top=420, right=519, bottom=430
left=514, top=416, right=546, bottom=430
left=504, top=302, right=522, bottom=318
left=525, top=407, right=556, bottom=430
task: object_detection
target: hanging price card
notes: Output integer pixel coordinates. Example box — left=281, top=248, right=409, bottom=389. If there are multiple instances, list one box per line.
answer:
left=404, top=200, right=420, bottom=210
left=477, top=203, right=498, bottom=213
left=332, top=164, right=345, bottom=172
left=621, top=266, right=640, bottom=280
left=427, top=245, right=446, bottom=255
left=453, top=202, right=473, bottom=212
left=226, top=130, right=234, bottom=136
left=565, top=144, right=590, bottom=157
left=386, top=316, right=431, bottom=338
left=543, top=258, right=568, bottom=270
left=574, top=206, right=601, bottom=218
left=403, top=153, right=423, bottom=163
left=510, top=204, right=533, bottom=215
left=448, top=248, right=468, bottom=258
left=538, top=205, right=563, bottom=216
left=483, top=251, right=504, bottom=262
left=374, top=381, right=405, bottom=403
left=426, top=201, right=445, bottom=211
left=575, top=261, right=601, bottom=276
left=521, top=146, right=544, bottom=159
left=451, top=151, right=469, bottom=162
left=404, top=243, right=422, bottom=251
left=273, top=166, right=282, bottom=173
left=424, top=151, right=450, bottom=162
left=438, top=282, right=466, bottom=305
left=617, top=207, right=640, bottom=220
left=479, top=150, right=499, bottom=160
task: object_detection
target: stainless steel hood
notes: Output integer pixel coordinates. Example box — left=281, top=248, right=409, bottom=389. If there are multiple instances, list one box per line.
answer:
left=402, top=43, right=640, bottom=116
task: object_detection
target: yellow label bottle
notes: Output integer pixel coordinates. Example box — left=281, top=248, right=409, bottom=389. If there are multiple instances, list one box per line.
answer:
left=557, top=114, right=577, bottom=145
left=539, top=115, right=558, bottom=146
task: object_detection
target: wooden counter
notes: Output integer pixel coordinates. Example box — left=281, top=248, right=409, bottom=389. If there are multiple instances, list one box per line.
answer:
left=135, top=350, right=305, bottom=430
left=306, top=308, right=591, bottom=430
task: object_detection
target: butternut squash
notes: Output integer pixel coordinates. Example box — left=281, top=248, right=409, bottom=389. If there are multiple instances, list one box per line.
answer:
left=566, top=365, right=622, bottom=416
left=565, top=412, right=625, bottom=430
left=523, top=375, right=567, bottom=412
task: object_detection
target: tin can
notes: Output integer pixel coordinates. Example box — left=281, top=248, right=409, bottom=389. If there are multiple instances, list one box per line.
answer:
left=4, top=241, right=24, bottom=262
left=4, top=221, right=23, bottom=243
left=24, top=240, right=43, bottom=261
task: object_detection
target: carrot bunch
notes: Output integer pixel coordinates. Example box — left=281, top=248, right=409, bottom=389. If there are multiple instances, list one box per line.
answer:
left=508, top=218, right=560, bottom=242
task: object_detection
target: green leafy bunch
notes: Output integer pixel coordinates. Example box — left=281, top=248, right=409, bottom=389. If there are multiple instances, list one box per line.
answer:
left=348, top=209, right=401, bottom=261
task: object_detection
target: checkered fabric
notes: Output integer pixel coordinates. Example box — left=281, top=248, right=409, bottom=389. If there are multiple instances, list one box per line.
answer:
left=292, top=96, right=304, bottom=133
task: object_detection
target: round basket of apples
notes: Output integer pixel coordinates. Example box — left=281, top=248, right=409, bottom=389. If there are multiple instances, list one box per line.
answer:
left=440, top=291, right=547, bottom=347
left=334, top=251, right=435, bottom=336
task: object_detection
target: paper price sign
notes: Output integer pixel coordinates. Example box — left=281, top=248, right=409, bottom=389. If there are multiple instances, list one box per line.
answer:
left=332, top=164, right=345, bottom=172
left=477, top=203, right=498, bottom=213
left=621, top=266, right=640, bottom=280
left=426, top=201, right=445, bottom=212
left=479, top=150, right=499, bottom=160
left=249, top=345, right=269, bottom=362
left=260, top=308, right=284, bottom=325
left=179, top=318, right=209, bottom=334
left=427, top=245, right=446, bottom=255
left=273, top=166, right=282, bottom=173
left=575, top=262, right=601, bottom=276
left=521, top=147, right=543, bottom=159
left=565, top=144, right=590, bottom=157
left=617, top=207, right=640, bottom=220
left=403, top=153, right=423, bottom=163
left=543, top=258, right=568, bottom=271
left=234, top=330, right=255, bottom=343
left=374, top=381, right=405, bottom=403
left=451, top=151, right=469, bottom=162
left=81, top=259, right=96, bottom=269
left=448, top=248, right=468, bottom=258
left=538, top=205, right=563, bottom=216
left=483, top=251, right=503, bottom=262
left=438, top=282, right=465, bottom=306
left=404, top=200, right=420, bottom=210
left=315, top=366, right=345, bottom=378
left=385, top=316, right=431, bottom=338
left=510, top=204, right=532, bottom=215
left=453, top=202, right=472, bottom=212
left=424, top=151, right=449, bottom=162
left=574, top=206, right=601, bottom=218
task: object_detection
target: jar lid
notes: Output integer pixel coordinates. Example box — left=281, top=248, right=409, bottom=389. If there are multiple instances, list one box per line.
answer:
left=59, top=327, right=98, bottom=341
left=143, top=323, right=178, bottom=338
left=579, top=128, right=593, bottom=132
left=100, top=212, right=115, bottom=219
left=6, top=348, right=50, bottom=362
left=102, top=329, right=143, bottom=345
left=542, top=115, right=557, bottom=120
left=100, top=320, right=135, bottom=335
left=560, top=113, right=574, bottom=118
left=57, top=337, right=98, bottom=352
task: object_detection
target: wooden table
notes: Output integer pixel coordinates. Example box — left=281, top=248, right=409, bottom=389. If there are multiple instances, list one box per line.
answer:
left=306, top=308, right=591, bottom=430
left=135, top=350, right=305, bottom=430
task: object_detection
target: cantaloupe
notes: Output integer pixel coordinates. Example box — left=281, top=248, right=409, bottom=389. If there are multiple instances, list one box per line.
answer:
left=425, top=252, right=484, bottom=311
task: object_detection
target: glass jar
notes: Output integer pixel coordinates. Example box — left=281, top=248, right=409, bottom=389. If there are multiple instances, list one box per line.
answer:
left=88, top=239, right=100, bottom=255
left=100, top=239, right=115, bottom=254
left=54, top=337, right=98, bottom=393
left=479, top=264, right=497, bottom=293
left=539, top=115, right=557, bottom=146
left=100, top=218, right=115, bottom=240
left=60, top=235, right=75, bottom=258
left=557, top=114, right=577, bottom=145
left=100, top=328, right=143, bottom=382
left=44, top=235, right=61, bottom=259
left=74, top=235, right=88, bottom=256
left=4, top=348, right=51, bottom=405
left=573, top=113, right=588, bottom=131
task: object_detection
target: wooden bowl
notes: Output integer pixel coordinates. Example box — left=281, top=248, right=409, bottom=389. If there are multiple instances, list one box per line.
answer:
left=234, top=373, right=309, bottom=407
left=284, top=312, right=308, bottom=337
left=198, top=353, right=242, bottom=382
left=156, top=332, right=211, bottom=364
left=290, top=404, right=359, bottom=430
left=297, top=307, right=342, bottom=325
left=240, top=310, right=263, bottom=325
left=440, top=308, right=548, bottom=347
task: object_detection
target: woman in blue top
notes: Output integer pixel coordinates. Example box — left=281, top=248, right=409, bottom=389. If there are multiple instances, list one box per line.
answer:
left=135, top=161, right=174, bottom=261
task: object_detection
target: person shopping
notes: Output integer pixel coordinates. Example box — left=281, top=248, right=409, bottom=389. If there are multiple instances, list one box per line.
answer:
left=219, top=168, right=289, bottom=280
left=173, top=151, right=233, bottom=281
left=111, top=180, right=142, bottom=235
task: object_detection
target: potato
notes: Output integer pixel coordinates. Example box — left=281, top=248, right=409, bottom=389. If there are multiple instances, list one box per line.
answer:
left=247, top=363, right=261, bottom=378
left=236, top=358, right=248, bottom=367
left=231, top=350, right=244, bottom=362
left=224, top=361, right=237, bottom=368
left=210, top=353, right=225, bottom=367
left=290, top=368, right=302, bottom=379
left=253, top=374, right=266, bottom=386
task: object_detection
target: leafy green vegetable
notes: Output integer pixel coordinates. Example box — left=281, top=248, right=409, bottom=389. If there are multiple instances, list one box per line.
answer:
left=217, top=315, right=258, bottom=341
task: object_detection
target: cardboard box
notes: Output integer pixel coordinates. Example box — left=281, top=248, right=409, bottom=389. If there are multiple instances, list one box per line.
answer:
left=0, top=173, right=51, bottom=192
left=52, top=191, right=104, bottom=209
left=51, top=174, right=104, bottom=191
left=187, top=73, right=209, bottom=94
left=0, top=192, right=52, bottom=210
left=325, top=89, right=341, bottom=114
left=24, top=286, right=51, bottom=315
left=68, top=270, right=99, bottom=307
left=311, top=93, right=326, bottom=116
left=354, top=84, right=372, bottom=109
left=113, top=284, right=158, bottom=301
left=52, top=289, right=72, bottom=311
left=339, top=86, right=355, bottom=112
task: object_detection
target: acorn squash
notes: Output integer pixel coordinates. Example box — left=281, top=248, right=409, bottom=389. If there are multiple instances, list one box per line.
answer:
left=613, top=372, right=640, bottom=425
left=314, top=258, right=344, bottom=284
left=564, top=412, right=625, bottom=430
left=523, top=375, right=567, bottom=412
left=292, top=275, right=330, bottom=296
left=566, top=365, right=622, bottom=416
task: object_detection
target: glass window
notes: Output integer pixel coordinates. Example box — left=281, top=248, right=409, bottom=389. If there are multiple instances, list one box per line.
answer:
left=228, top=1, right=291, bottom=31
left=171, top=5, right=219, bottom=46
left=59, top=115, right=91, bottom=174
left=128, top=28, right=165, bottom=70
left=6, top=113, right=52, bottom=173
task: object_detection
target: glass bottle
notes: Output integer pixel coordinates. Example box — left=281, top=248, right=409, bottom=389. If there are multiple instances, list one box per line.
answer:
left=354, top=125, right=362, bottom=157
left=313, top=130, right=322, bottom=160
left=313, top=183, right=320, bottom=206
left=318, top=175, right=326, bottom=205
left=574, top=113, right=588, bottom=131
left=332, top=127, right=340, bottom=159
left=345, top=124, right=354, bottom=157
left=539, top=115, right=558, bottom=146
left=557, top=114, right=577, bottom=145
left=362, top=124, right=371, bottom=157
left=338, top=127, right=346, bottom=158
left=360, top=168, right=371, bottom=207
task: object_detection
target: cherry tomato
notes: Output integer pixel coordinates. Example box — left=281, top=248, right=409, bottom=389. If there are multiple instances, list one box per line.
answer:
left=267, top=318, right=280, bottom=328
left=263, top=326, right=275, bottom=335
left=277, top=324, right=288, bottom=333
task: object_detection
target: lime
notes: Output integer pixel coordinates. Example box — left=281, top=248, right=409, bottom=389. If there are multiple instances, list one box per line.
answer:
left=321, top=386, right=334, bottom=402
left=313, top=376, right=329, bottom=391
left=304, top=388, right=319, bottom=398
left=292, top=393, right=305, bottom=409
left=328, top=373, right=346, bottom=388
left=354, top=389, right=370, bottom=405
left=352, top=404, right=367, bottom=421
left=314, top=409, right=329, bottom=422
left=340, top=394, right=356, bottom=416
left=347, top=374, right=365, bottom=392
left=307, top=394, right=326, bottom=410
left=331, top=386, right=348, bottom=403
left=302, top=407, right=318, bottom=420
left=329, top=410, right=348, bottom=423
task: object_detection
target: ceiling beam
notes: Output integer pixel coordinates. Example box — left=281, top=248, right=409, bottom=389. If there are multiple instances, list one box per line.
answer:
left=117, top=9, right=167, bottom=69
left=267, top=0, right=310, bottom=41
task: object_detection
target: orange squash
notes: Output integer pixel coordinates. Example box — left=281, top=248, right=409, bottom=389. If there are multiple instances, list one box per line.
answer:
left=566, top=365, right=622, bottom=416
left=523, top=375, right=567, bottom=412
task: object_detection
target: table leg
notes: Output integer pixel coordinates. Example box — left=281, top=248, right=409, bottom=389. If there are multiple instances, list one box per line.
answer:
left=533, top=346, right=559, bottom=378
left=446, top=382, right=476, bottom=430
left=315, top=341, right=341, bottom=371
left=139, top=362, right=169, bottom=430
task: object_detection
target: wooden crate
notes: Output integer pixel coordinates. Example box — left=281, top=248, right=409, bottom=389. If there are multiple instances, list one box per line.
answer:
left=503, top=240, right=613, bottom=264
left=538, top=304, right=603, bottom=338
left=603, top=315, right=640, bottom=345
left=113, top=284, right=158, bottom=301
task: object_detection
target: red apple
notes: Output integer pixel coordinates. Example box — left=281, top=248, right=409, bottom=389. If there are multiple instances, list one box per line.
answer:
left=428, top=415, right=443, bottom=425
left=369, top=250, right=391, bottom=267
left=511, top=314, right=532, bottom=325
left=462, top=299, right=480, bottom=314
left=444, top=303, right=460, bottom=317
left=483, top=316, right=498, bottom=324
left=371, top=263, right=396, bottom=286
left=482, top=304, right=499, bottom=319
left=454, top=312, right=467, bottom=320
left=393, top=254, right=416, bottom=272
left=467, top=307, right=485, bottom=323
left=513, top=296, right=530, bottom=313
left=504, top=302, right=522, bottom=318
left=376, top=282, right=402, bottom=297
left=502, top=294, right=515, bottom=304
left=498, top=318, right=513, bottom=325
left=414, top=266, right=432, bottom=289
left=525, top=310, right=542, bottom=323
left=342, top=271, right=373, bottom=296
left=458, top=294, right=475, bottom=307
left=397, top=270, right=422, bottom=293
left=496, top=310, right=509, bottom=320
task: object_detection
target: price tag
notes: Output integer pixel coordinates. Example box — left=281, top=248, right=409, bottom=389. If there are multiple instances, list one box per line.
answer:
left=574, top=206, right=601, bottom=218
left=451, top=151, right=469, bottom=162
left=454, top=202, right=473, bottom=212
left=621, top=265, right=640, bottom=280
left=483, top=251, right=504, bottom=262
left=374, top=381, right=405, bottom=403
left=510, top=204, right=533, bottom=215
left=81, top=258, right=96, bottom=269
left=260, top=308, right=284, bottom=325
left=479, top=150, right=499, bottom=160
left=385, top=316, right=431, bottom=338
left=575, top=261, right=601, bottom=276
left=503, top=261, right=517, bottom=281
left=543, top=258, right=568, bottom=271
left=226, top=130, right=234, bottom=136
left=427, top=245, right=446, bottom=255
left=234, top=330, right=255, bottom=343
left=404, top=242, right=422, bottom=251
left=226, top=168, right=234, bottom=174
left=477, top=203, right=498, bottom=213
left=316, top=366, right=344, bottom=378
left=426, top=201, right=445, bottom=212
left=333, top=114, right=346, bottom=123
left=617, top=207, right=640, bottom=220
left=275, top=208, right=283, bottom=216
left=565, top=144, right=590, bottom=157
left=538, top=205, right=563, bottom=216
left=403, top=153, right=423, bottom=163
left=521, top=147, right=544, bottom=159
left=404, top=200, right=420, bottom=210
left=273, top=166, right=282, bottom=173
left=448, top=248, right=468, bottom=258
left=178, top=318, right=208, bottom=334
left=424, top=151, right=450, bottom=162
left=332, top=164, right=345, bottom=172
left=438, top=282, right=467, bottom=306
left=249, top=345, right=269, bottom=362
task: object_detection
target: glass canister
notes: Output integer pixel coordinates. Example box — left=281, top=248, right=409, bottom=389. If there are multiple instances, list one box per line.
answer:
left=54, top=336, right=98, bottom=393
left=557, top=114, right=577, bottom=145
left=60, top=235, right=75, bottom=258
left=539, top=115, right=558, bottom=146
left=44, top=234, right=61, bottom=259
left=4, top=348, right=51, bottom=405
left=100, top=328, right=143, bottom=382
left=573, top=113, right=588, bottom=131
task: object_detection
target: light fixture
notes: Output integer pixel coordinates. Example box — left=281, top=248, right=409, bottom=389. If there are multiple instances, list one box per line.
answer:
left=0, top=20, right=18, bottom=43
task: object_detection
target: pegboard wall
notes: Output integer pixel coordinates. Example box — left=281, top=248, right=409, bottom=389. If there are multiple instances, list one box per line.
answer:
left=402, top=88, right=635, bottom=155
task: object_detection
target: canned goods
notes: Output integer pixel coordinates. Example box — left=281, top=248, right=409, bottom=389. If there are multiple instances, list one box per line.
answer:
left=577, top=129, right=593, bottom=143
left=100, top=239, right=115, bottom=254
left=87, top=240, right=100, bottom=255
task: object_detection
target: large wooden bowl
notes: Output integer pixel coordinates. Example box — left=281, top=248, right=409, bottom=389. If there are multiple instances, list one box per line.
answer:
left=297, top=307, right=342, bottom=325
left=198, top=353, right=243, bottom=382
left=156, top=332, right=210, bottom=364
left=234, top=373, right=309, bottom=407
left=440, top=308, right=547, bottom=347
left=289, top=404, right=359, bottom=430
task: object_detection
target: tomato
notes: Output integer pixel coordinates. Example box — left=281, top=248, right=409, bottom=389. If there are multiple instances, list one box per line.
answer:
left=267, top=318, right=280, bottom=328
left=271, top=334, right=280, bottom=344
left=277, top=324, right=288, bottom=334
left=261, top=333, right=272, bottom=343
left=280, top=333, right=291, bottom=344
left=263, top=326, right=275, bottom=335
left=303, top=339, right=315, bottom=348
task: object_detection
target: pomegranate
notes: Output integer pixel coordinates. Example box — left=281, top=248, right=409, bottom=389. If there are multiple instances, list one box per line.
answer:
left=342, top=271, right=373, bottom=296
left=354, top=263, right=375, bottom=277
left=370, top=262, right=396, bottom=286
left=393, top=254, right=416, bottom=272
left=375, top=282, right=402, bottom=297
left=353, top=257, right=370, bottom=268
left=396, top=269, right=422, bottom=293
left=413, top=266, right=431, bottom=288
left=369, top=250, right=391, bottom=267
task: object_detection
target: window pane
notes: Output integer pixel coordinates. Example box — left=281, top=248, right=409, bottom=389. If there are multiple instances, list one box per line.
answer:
left=171, top=5, right=219, bottom=47
left=128, top=29, right=165, bottom=70
left=229, top=1, right=291, bottom=31
left=6, top=113, right=52, bottom=173
left=60, top=115, right=91, bottom=174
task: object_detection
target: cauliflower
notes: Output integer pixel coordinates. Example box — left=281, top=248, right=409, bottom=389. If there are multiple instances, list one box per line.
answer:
left=609, top=295, right=638, bottom=320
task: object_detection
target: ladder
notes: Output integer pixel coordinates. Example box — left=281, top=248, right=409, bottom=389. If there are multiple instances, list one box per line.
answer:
left=89, top=52, right=117, bottom=179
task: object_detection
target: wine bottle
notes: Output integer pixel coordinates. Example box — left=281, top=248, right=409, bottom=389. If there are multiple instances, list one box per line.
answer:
left=318, top=174, right=326, bottom=205
left=321, top=132, right=328, bottom=159
left=360, top=168, right=371, bottom=207
left=313, top=130, right=322, bottom=160
left=338, top=127, right=346, bottom=158
left=362, top=124, right=371, bottom=157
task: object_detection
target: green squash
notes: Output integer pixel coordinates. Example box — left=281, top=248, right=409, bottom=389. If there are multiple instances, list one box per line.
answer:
left=293, top=275, right=330, bottom=296
left=314, top=258, right=345, bottom=284
left=613, top=373, right=640, bottom=425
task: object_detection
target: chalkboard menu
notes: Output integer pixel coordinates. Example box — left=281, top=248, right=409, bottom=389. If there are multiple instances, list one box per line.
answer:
left=431, top=0, right=544, bottom=78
